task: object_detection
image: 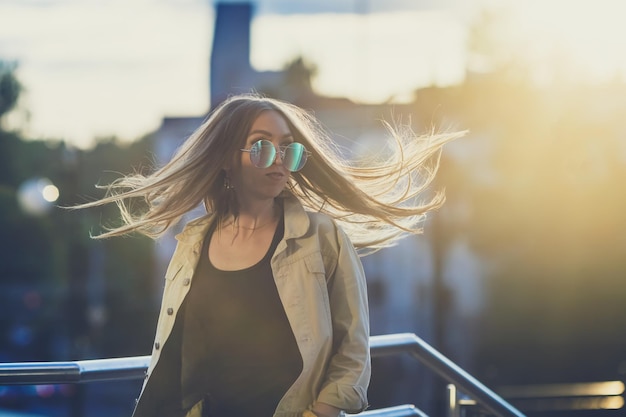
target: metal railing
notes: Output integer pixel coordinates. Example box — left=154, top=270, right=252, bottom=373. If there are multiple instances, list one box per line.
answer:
left=370, top=334, right=524, bottom=417
left=358, top=404, right=427, bottom=417
left=0, top=332, right=525, bottom=417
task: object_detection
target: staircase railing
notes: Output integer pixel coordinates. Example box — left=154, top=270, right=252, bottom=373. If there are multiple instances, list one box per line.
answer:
left=371, top=333, right=524, bottom=417
left=0, top=332, right=525, bottom=417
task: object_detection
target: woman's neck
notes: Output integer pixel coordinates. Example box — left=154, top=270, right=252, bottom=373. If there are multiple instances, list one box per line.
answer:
left=228, top=199, right=279, bottom=231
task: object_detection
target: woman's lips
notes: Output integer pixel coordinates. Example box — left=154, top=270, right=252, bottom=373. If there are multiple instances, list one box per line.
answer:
left=266, top=172, right=285, bottom=180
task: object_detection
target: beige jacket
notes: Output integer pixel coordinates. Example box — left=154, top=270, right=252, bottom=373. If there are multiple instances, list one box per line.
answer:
left=136, top=195, right=370, bottom=417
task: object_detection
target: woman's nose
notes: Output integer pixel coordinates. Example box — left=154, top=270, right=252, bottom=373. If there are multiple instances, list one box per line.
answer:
left=273, top=146, right=283, bottom=165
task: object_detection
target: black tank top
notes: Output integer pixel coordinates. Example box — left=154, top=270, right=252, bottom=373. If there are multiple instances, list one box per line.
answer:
left=181, top=217, right=302, bottom=417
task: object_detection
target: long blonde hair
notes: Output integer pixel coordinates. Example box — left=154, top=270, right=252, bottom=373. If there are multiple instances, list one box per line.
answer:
left=78, top=94, right=464, bottom=253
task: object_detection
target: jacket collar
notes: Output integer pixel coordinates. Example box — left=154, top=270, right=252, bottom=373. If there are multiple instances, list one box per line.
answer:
left=282, top=193, right=310, bottom=240
left=174, top=193, right=310, bottom=244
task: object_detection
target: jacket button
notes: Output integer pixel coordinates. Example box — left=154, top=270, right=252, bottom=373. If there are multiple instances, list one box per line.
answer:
left=183, top=278, right=191, bottom=286
left=154, top=342, right=160, bottom=350
left=167, top=308, right=174, bottom=315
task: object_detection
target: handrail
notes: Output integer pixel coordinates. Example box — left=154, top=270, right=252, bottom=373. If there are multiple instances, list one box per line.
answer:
left=358, top=404, right=427, bottom=416
left=0, top=332, right=524, bottom=417
left=0, top=356, right=151, bottom=384
left=370, top=333, right=524, bottom=417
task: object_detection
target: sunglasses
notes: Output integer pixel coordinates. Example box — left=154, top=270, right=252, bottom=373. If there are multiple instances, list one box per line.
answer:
left=241, top=140, right=310, bottom=172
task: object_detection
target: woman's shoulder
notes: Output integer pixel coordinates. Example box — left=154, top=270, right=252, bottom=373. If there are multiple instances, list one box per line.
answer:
left=305, top=209, right=334, bottom=227
left=304, top=209, right=342, bottom=234
left=303, top=210, right=353, bottom=248
left=175, top=213, right=215, bottom=241
left=283, top=195, right=350, bottom=244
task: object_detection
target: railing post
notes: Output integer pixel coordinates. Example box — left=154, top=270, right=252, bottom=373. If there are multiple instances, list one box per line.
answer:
left=371, top=334, right=526, bottom=417
left=447, top=384, right=459, bottom=417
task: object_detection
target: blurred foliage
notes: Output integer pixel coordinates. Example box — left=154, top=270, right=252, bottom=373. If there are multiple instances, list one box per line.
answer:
left=0, top=61, right=21, bottom=119
left=415, top=69, right=626, bottom=384
left=391, top=12, right=626, bottom=386
left=0, top=62, right=156, bottom=360
left=257, top=55, right=318, bottom=103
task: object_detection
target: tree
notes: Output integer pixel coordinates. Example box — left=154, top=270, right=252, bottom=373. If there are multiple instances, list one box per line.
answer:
left=0, top=61, right=156, bottom=364
left=430, top=12, right=626, bottom=386
left=0, top=61, right=21, bottom=120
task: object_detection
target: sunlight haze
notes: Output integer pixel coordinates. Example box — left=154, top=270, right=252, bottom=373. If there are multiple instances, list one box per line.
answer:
left=1, top=0, right=625, bottom=148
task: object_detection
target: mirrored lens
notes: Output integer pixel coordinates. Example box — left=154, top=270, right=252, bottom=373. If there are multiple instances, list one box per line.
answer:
left=282, top=142, right=307, bottom=172
left=248, top=140, right=308, bottom=172
left=249, top=140, right=276, bottom=168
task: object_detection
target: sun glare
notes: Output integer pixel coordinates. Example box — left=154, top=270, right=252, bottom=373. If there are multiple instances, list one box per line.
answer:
left=3, top=1, right=626, bottom=147
left=251, top=11, right=466, bottom=103
left=507, top=0, right=626, bottom=84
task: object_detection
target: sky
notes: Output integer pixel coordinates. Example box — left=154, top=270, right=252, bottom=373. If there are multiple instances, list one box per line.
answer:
left=1, top=0, right=626, bottom=148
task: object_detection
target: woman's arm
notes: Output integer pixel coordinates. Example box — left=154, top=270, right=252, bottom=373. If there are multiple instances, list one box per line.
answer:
left=315, top=225, right=371, bottom=413
left=311, top=402, right=342, bottom=417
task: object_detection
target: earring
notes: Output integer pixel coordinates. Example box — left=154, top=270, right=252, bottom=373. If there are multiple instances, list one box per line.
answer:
left=223, top=175, right=235, bottom=190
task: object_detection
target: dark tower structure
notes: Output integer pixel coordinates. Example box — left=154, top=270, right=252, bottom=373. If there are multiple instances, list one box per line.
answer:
left=210, top=3, right=254, bottom=108
left=209, top=2, right=285, bottom=109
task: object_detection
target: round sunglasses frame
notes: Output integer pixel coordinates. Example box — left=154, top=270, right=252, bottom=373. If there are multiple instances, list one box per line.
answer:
left=240, top=140, right=310, bottom=172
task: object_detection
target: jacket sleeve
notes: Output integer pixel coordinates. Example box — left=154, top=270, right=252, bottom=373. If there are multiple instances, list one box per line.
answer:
left=316, top=225, right=371, bottom=413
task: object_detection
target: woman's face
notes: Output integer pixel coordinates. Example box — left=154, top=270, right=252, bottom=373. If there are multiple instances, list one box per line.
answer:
left=230, top=110, right=293, bottom=204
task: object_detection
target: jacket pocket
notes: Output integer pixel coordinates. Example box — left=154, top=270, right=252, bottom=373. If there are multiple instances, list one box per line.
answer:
left=303, top=253, right=326, bottom=275
left=165, top=263, right=183, bottom=281
left=303, top=252, right=331, bottom=321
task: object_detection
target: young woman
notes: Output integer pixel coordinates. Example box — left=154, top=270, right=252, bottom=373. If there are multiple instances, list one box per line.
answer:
left=80, top=94, right=463, bottom=417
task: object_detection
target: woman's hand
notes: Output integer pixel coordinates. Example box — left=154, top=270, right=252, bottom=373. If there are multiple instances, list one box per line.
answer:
left=302, top=402, right=341, bottom=417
